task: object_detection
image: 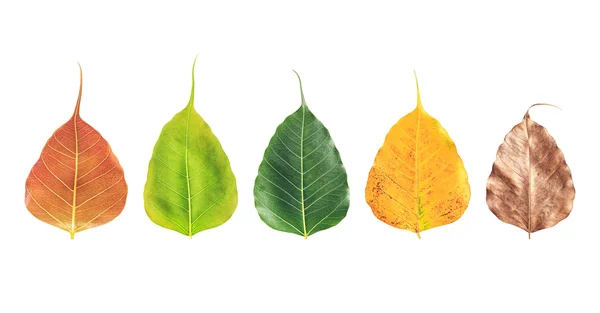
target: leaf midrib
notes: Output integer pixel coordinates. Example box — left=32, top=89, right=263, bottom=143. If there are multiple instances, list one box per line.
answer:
left=185, top=104, right=193, bottom=238
left=71, top=116, right=79, bottom=240
left=300, top=104, right=307, bottom=239
left=525, top=118, right=532, bottom=239
left=414, top=107, right=421, bottom=239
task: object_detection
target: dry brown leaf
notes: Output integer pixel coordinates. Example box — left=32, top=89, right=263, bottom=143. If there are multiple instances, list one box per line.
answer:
left=486, top=104, right=575, bottom=238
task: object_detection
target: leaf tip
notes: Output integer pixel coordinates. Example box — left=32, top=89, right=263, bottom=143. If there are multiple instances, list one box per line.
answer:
left=525, top=103, right=562, bottom=118
left=73, top=62, right=83, bottom=118
left=292, top=70, right=306, bottom=106
left=192, top=54, right=198, bottom=78
left=413, top=70, right=423, bottom=110
left=187, top=56, right=198, bottom=109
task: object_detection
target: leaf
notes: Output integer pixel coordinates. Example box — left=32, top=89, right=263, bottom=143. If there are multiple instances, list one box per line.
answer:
left=365, top=73, right=470, bottom=238
left=486, top=104, right=575, bottom=238
left=253, top=71, right=350, bottom=238
left=24, top=64, right=128, bottom=239
left=143, top=58, right=237, bottom=238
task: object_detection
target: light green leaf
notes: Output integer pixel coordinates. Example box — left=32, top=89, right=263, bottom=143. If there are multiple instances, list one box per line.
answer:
left=144, top=58, right=237, bottom=238
left=254, top=71, right=350, bottom=238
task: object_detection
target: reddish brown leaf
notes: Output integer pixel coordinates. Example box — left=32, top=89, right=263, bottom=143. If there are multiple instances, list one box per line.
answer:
left=486, top=104, right=575, bottom=238
left=25, top=64, right=128, bottom=239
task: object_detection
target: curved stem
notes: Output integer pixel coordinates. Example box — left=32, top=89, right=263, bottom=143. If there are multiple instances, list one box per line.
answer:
left=525, top=103, right=561, bottom=119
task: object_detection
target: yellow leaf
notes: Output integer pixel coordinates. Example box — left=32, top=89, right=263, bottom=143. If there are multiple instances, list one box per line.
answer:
left=365, top=73, right=470, bottom=238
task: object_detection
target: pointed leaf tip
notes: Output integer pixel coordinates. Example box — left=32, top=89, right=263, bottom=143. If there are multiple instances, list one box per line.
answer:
left=192, top=55, right=198, bottom=78
left=292, top=70, right=306, bottom=106
left=73, top=63, right=83, bottom=117
left=413, top=70, right=423, bottom=110
left=525, top=103, right=562, bottom=118
left=188, top=57, right=198, bottom=109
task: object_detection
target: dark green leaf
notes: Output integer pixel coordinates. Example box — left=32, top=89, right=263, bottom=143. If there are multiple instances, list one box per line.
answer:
left=254, top=71, right=350, bottom=238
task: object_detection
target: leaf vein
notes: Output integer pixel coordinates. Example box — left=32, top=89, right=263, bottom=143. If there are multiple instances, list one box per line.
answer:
left=304, top=172, right=345, bottom=202
left=305, top=181, right=347, bottom=211
left=78, top=164, right=118, bottom=188
left=154, top=155, right=186, bottom=177
left=257, top=173, right=302, bottom=204
left=78, top=151, right=111, bottom=180
left=255, top=188, right=302, bottom=213
left=31, top=171, right=72, bottom=207
left=148, top=201, right=188, bottom=233
left=46, top=143, right=75, bottom=159
left=307, top=195, right=348, bottom=235
left=384, top=145, right=416, bottom=171
left=53, top=133, right=75, bottom=154
left=40, top=156, right=73, bottom=191
left=268, top=147, right=301, bottom=174
left=304, top=163, right=341, bottom=190
left=75, top=193, right=126, bottom=231
left=76, top=176, right=124, bottom=209
left=26, top=190, right=69, bottom=229
left=276, top=133, right=301, bottom=158
left=255, top=196, right=303, bottom=235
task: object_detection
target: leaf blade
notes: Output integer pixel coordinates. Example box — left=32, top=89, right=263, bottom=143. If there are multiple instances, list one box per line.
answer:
left=254, top=72, right=350, bottom=238
left=143, top=59, right=238, bottom=237
left=24, top=64, right=128, bottom=239
left=486, top=105, right=575, bottom=238
left=365, top=74, right=470, bottom=238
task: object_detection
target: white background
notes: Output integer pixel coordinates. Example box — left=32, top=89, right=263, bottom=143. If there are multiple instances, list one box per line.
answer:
left=0, top=0, right=598, bottom=312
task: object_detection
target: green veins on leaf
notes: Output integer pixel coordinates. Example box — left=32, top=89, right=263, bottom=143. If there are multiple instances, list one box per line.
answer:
left=144, top=58, right=238, bottom=238
left=253, top=71, right=350, bottom=238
